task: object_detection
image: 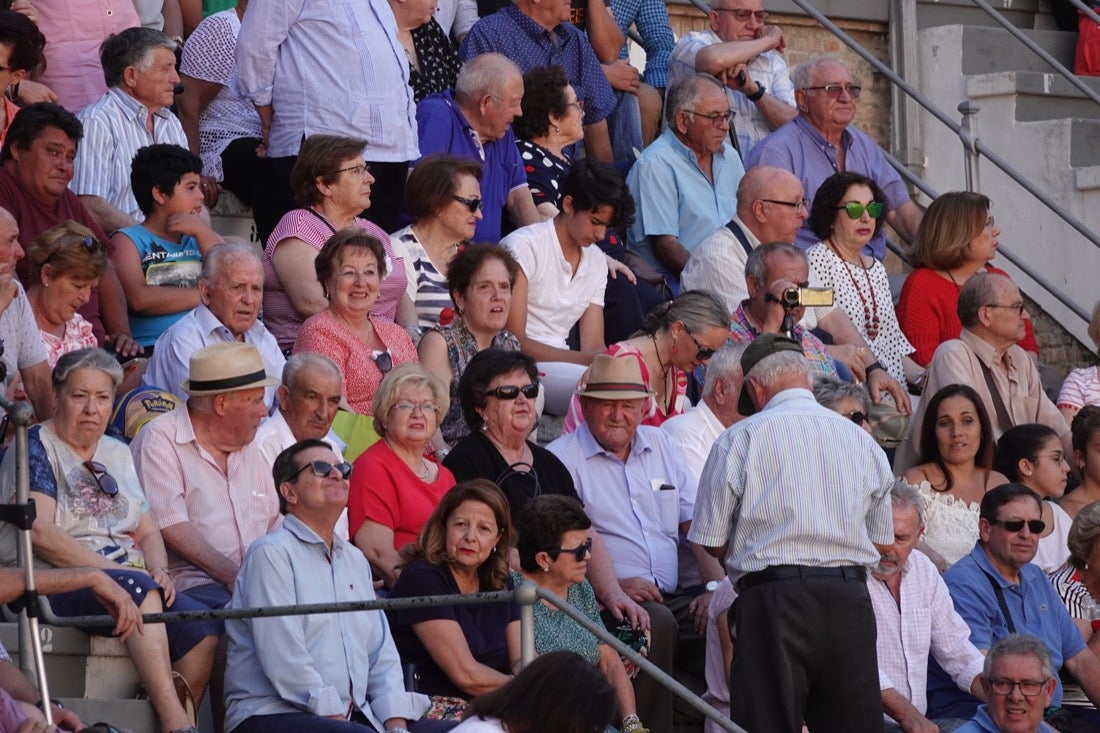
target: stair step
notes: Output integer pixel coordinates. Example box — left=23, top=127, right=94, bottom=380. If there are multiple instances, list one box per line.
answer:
left=1, top=622, right=141, bottom=699
left=56, top=697, right=158, bottom=733
left=965, top=71, right=1100, bottom=124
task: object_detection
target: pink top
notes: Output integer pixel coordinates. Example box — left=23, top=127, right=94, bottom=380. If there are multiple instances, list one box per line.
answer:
left=263, top=210, right=407, bottom=349
left=41, top=313, right=98, bottom=367
left=347, top=438, right=456, bottom=548
left=561, top=341, right=688, bottom=433
left=1057, top=366, right=1100, bottom=411
left=293, top=309, right=418, bottom=415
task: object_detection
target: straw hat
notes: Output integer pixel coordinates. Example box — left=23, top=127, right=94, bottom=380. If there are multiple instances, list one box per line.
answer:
left=575, top=354, right=656, bottom=400
left=736, top=333, right=804, bottom=415
left=181, top=342, right=280, bottom=396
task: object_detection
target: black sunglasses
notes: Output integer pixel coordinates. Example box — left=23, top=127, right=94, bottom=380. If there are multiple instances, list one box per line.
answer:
left=291, top=460, right=353, bottom=481
left=484, top=383, right=539, bottom=400
left=373, top=350, right=393, bottom=375
left=452, top=195, right=483, bottom=213
left=846, top=410, right=868, bottom=426
left=547, top=536, right=592, bottom=562
left=988, top=518, right=1046, bottom=534
left=83, top=461, right=119, bottom=496
left=687, top=332, right=716, bottom=361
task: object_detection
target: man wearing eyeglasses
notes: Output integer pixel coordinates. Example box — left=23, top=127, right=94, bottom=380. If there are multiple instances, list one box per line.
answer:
left=667, top=0, right=796, bottom=155
left=926, top=485, right=1100, bottom=730
left=744, top=55, right=924, bottom=259
left=899, top=272, right=1070, bottom=468
left=956, top=635, right=1057, bottom=733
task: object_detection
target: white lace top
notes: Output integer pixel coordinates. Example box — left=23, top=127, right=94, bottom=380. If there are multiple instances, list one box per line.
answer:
left=915, top=481, right=980, bottom=567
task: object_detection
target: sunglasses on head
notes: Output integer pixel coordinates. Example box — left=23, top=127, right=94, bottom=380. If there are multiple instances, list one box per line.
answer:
left=988, top=518, right=1045, bottom=534
left=484, top=383, right=539, bottom=400
left=845, top=410, right=868, bottom=426
left=838, top=201, right=884, bottom=220
left=373, top=350, right=393, bottom=375
left=547, top=536, right=592, bottom=562
left=83, top=461, right=119, bottom=496
left=452, top=195, right=483, bottom=213
left=291, top=460, right=353, bottom=481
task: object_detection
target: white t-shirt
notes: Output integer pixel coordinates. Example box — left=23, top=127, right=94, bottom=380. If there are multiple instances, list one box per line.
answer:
left=451, top=717, right=507, bottom=732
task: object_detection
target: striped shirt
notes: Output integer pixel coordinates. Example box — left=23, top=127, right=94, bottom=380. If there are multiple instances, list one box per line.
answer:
left=72, top=88, right=189, bottom=221
left=688, top=388, right=893, bottom=583
left=390, top=225, right=453, bottom=328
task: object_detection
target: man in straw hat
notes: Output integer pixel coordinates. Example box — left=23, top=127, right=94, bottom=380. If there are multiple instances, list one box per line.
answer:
left=131, top=341, right=281, bottom=610
left=548, top=353, right=721, bottom=732
left=689, top=332, right=894, bottom=732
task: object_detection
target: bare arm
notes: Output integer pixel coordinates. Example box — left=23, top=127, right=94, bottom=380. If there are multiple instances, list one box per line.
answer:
left=271, top=238, right=329, bottom=318
left=880, top=688, right=939, bottom=733
left=746, top=85, right=798, bottom=132
left=586, top=0, right=624, bottom=63
left=505, top=269, right=597, bottom=366
left=96, top=260, right=134, bottom=345
left=582, top=120, right=614, bottom=164
left=79, top=195, right=139, bottom=233
left=109, top=231, right=201, bottom=315
left=410, top=618, right=516, bottom=696
left=597, top=642, right=639, bottom=719
left=886, top=199, right=924, bottom=245
left=176, top=74, right=222, bottom=157
left=694, top=27, right=784, bottom=76
left=586, top=531, right=648, bottom=630
left=352, top=521, right=403, bottom=588
left=161, top=0, right=184, bottom=40
left=19, top=362, right=54, bottom=419
left=576, top=303, right=606, bottom=359
left=817, top=307, right=910, bottom=409
left=686, top=534, right=726, bottom=634
left=506, top=186, right=543, bottom=229
left=651, top=234, right=690, bottom=276
left=159, top=522, right=239, bottom=590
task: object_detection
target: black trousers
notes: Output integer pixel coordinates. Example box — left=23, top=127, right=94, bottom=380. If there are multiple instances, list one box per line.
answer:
left=729, top=574, right=884, bottom=733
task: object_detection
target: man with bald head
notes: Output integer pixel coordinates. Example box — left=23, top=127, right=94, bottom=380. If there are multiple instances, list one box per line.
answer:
left=745, top=54, right=923, bottom=258
left=415, top=53, right=541, bottom=243
left=901, top=272, right=1069, bottom=466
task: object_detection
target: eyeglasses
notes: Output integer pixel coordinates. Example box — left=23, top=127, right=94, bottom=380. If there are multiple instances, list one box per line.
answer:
left=845, top=410, right=868, bottom=426
left=372, top=350, right=393, bottom=375
left=452, top=195, right=483, bottom=213
left=838, top=202, right=884, bottom=219
left=762, top=198, right=809, bottom=212
left=983, top=302, right=1026, bottom=315
left=803, top=84, right=862, bottom=99
left=333, top=161, right=370, bottom=177
left=987, top=678, right=1049, bottom=697
left=988, top=518, right=1046, bottom=534
left=566, top=99, right=585, bottom=112
left=484, top=383, right=539, bottom=400
left=686, top=109, right=735, bottom=127
left=712, top=7, right=769, bottom=22
left=392, top=401, right=439, bottom=414
left=547, top=536, right=593, bottom=562
left=290, top=460, right=353, bottom=482
left=687, top=332, right=716, bottom=361
left=83, top=461, right=119, bottom=497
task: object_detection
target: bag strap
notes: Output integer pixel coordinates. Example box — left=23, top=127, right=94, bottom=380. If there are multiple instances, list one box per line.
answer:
left=305, top=208, right=338, bottom=235
left=724, top=220, right=755, bottom=257
left=976, top=359, right=1013, bottom=434
left=980, top=568, right=1016, bottom=633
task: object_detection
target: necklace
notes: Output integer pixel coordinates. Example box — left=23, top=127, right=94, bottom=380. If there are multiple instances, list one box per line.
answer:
left=415, top=460, right=431, bottom=480
left=827, top=240, right=880, bottom=341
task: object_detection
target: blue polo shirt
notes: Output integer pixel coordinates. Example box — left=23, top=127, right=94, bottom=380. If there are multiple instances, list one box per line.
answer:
left=415, top=91, right=527, bottom=243
left=927, top=543, right=1086, bottom=719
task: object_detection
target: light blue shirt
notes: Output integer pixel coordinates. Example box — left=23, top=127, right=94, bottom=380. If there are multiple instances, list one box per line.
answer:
left=688, top=388, right=894, bottom=583
left=547, top=423, right=697, bottom=593
left=224, top=514, right=429, bottom=732
left=143, top=303, right=285, bottom=410
left=235, top=0, right=418, bottom=161
left=954, top=705, right=1056, bottom=733
left=626, top=126, right=744, bottom=278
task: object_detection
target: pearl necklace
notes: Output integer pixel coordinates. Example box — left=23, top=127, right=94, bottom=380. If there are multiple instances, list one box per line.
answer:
left=827, top=240, right=880, bottom=341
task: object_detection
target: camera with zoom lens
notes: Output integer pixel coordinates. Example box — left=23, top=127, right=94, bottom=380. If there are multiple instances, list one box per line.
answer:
left=780, top=287, right=834, bottom=308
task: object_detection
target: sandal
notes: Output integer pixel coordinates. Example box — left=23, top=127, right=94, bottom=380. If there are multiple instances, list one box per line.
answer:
left=171, top=671, right=197, bottom=728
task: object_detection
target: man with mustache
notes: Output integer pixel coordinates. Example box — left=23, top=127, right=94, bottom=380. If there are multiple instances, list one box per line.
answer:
left=868, top=481, right=986, bottom=733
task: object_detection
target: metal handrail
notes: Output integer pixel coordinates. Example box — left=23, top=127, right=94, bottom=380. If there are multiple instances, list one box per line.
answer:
left=1064, top=0, right=1100, bottom=31
left=36, top=583, right=745, bottom=732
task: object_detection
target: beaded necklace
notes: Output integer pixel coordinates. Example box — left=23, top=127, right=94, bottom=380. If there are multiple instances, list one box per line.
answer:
left=827, top=240, right=880, bottom=341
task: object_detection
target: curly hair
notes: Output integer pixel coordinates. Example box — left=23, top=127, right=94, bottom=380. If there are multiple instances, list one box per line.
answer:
left=807, top=171, right=887, bottom=242
left=513, top=65, right=570, bottom=140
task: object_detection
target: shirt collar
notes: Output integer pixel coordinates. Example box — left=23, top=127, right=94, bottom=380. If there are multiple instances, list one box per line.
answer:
left=732, top=302, right=807, bottom=340
left=793, top=114, right=853, bottom=151
left=960, top=328, right=1014, bottom=368
left=193, top=302, right=262, bottom=342
left=504, top=4, right=568, bottom=42
left=970, top=542, right=1024, bottom=589
left=576, top=420, right=653, bottom=462
left=660, top=126, right=733, bottom=170
left=107, top=86, right=170, bottom=123
left=760, top=387, right=815, bottom=412
left=282, top=513, right=344, bottom=553
left=731, top=216, right=762, bottom=248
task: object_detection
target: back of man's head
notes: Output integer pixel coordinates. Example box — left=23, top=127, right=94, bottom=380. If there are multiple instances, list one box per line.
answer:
left=1, top=102, right=82, bottom=164
left=100, top=27, right=175, bottom=88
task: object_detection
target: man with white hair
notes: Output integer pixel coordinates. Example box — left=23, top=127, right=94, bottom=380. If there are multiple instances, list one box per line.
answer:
left=690, top=332, right=894, bottom=731
left=956, top=635, right=1058, bottom=733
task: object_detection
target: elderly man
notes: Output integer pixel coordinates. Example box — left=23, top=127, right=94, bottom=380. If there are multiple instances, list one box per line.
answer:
left=745, top=55, right=923, bottom=258
left=956, top=635, right=1058, bottom=733
left=144, top=243, right=284, bottom=410
left=254, top=353, right=345, bottom=466
left=870, top=481, right=987, bottom=733
left=668, top=0, right=796, bottom=154
left=224, top=439, right=431, bottom=733
left=901, top=272, right=1069, bottom=466
left=72, top=28, right=197, bottom=233
left=626, top=73, right=745, bottom=281
left=415, top=54, right=540, bottom=243
left=929, top=484, right=1100, bottom=729
left=548, top=354, right=721, bottom=733
left=132, top=342, right=281, bottom=608
left=0, top=207, right=51, bottom=418
left=0, top=103, right=132, bottom=348
left=690, top=333, right=894, bottom=732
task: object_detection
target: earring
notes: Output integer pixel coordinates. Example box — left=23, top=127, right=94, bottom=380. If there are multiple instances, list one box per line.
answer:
left=539, top=565, right=549, bottom=572
left=554, top=124, right=561, bottom=134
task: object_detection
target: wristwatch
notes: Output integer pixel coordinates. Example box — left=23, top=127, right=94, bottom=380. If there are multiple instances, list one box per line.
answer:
left=746, top=82, right=766, bottom=102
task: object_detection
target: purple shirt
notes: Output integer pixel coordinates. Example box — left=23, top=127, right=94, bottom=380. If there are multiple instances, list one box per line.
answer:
left=744, top=116, right=910, bottom=260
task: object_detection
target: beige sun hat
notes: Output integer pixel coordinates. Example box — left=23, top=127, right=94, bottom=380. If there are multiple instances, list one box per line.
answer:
left=575, top=354, right=656, bottom=400
left=181, top=342, right=280, bottom=396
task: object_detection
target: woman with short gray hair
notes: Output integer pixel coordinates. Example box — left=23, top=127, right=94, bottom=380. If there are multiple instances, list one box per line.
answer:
left=1050, top=501, right=1100, bottom=642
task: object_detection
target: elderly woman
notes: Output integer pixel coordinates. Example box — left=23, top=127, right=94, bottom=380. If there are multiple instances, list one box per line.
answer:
left=806, top=172, right=917, bottom=389
left=896, top=191, right=1039, bottom=368
left=389, top=0, right=458, bottom=102
left=293, top=229, right=418, bottom=415
left=390, top=155, right=483, bottom=328
left=512, top=496, right=648, bottom=733
left=812, top=373, right=873, bottom=436
left=418, top=245, right=522, bottom=447
left=264, top=134, right=412, bottom=351
left=903, top=384, right=1008, bottom=568
left=0, top=10, right=46, bottom=145
left=0, top=348, right=218, bottom=733
left=387, top=480, right=520, bottom=719
left=349, top=364, right=456, bottom=587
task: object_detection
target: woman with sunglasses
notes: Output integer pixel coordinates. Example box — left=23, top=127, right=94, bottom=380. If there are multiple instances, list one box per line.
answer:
left=995, top=423, right=1073, bottom=573
left=293, top=229, right=418, bottom=416
left=0, top=347, right=218, bottom=733
left=812, top=373, right=874, bottom=436
left=896, top=191, right=1039, bottom=370
left=807, top=171, right=917, bottom=389
left=902, top=383, right=1008, bottom=569
left=511, top=495, right=648, bottom=733
left=348, top=364, right=455, bottom=588
left=390, top=154, right=484, bottom=330
left=561, top=290, right=730, bottom=433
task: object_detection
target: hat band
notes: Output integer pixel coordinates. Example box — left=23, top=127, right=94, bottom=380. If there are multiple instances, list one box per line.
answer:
left=583, top=381, right=649, bottom=393
left=188, top=368, right=268, bottom=392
